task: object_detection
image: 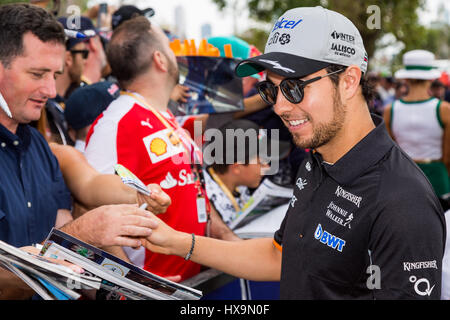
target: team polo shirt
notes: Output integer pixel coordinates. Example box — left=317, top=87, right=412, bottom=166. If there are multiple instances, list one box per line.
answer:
left=0, top=123, right=72, bottom=247
left=85, top=93, right=206, bottom=281
left=274, top=114, right=446, bottom=299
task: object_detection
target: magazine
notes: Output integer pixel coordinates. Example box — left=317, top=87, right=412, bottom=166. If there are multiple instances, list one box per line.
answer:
left=229, top=178, right=293, bottom=230
left=234, top=203, right=289, bottom=239
left=114, top=163, right=150, bottom=196
left=0, top=240, right=101, bottom=300
left=40, top=228, right=202, bottom=300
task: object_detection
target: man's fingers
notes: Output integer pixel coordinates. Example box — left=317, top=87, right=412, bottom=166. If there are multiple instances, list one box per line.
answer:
left=150, top=193, right=171, bottom=206
left=121, top=215, right=158, bottom=229
left=121, top=224, right=154, bottom=238
left=114, top=236, right=142, bottom=248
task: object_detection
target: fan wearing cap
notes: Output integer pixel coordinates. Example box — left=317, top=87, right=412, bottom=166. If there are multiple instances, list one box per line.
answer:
left=65, top=81, right=120, bottom=153
left=202, top=119, right=285, bottom=240
left=140, top=6, right=445, bottom=300
left=56, top=16, right=97, bottom=98
left=111, top=4, right=190, bottom=106
left=111, top=5, right=155, bottom=30
left=384, top=49, right=450, bottom=198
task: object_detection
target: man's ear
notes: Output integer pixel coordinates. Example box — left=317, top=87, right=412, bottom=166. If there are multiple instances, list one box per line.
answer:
left=65, top=50, right=73, bottom=68
left=340, top=65, right=362, bottom=101
left=152, top=50, right=168, bottom=72
left=87, top=37, right=97, bottom=53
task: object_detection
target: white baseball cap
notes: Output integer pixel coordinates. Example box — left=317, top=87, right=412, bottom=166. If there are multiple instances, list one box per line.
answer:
left=394, top=50, right=441, bottom=80
left=235, top=6, right=368, bottom=78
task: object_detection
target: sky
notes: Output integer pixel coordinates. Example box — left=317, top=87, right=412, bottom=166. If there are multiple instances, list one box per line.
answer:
left=88, top=0, right=446, bottom=41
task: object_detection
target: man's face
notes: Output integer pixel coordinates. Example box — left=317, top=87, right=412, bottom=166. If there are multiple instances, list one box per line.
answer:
left=270, top=68, right=347, bottom=150
left=154, top=25, right=179, bottom=86
left=68, top=41, right=89, bottom=83
left=0, top=32, right=65, bottom=125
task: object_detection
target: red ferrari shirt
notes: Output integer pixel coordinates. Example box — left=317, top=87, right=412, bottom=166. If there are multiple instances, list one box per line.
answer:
left=85, top=92, right=206, bottom=281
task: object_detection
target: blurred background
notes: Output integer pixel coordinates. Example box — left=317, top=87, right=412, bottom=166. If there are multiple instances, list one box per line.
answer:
left=1, top=0, right=449, bottom=76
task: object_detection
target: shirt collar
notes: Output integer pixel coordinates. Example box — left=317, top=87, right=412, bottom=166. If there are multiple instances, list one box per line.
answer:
left=0, top=123, right=32, bottom=151
left=313, top=114, right=394, bottom=186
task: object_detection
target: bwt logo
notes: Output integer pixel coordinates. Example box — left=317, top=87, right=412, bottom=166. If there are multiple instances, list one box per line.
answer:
left=272, top=17, right=303, bottom=32
left=314, top=224, right=346, bottom=252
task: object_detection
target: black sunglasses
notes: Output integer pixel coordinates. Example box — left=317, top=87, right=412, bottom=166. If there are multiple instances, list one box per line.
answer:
left=70, top=49, right=89, bottom=59
left=256, top=68, right=345, bottom=105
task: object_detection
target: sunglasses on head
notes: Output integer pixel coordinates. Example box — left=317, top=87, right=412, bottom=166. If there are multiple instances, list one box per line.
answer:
left=70, top=49, right=89, bottom=59
left=256, top=68, right=345, bottom=105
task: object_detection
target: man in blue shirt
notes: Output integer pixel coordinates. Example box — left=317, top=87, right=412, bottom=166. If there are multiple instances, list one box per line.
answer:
left=0, top=3, right=158, bottom=299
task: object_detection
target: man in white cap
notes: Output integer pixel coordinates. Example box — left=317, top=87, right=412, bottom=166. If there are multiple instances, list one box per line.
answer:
left=384, top=49, right=450, bottom=198
left=140, top=7, right=446, bottom=299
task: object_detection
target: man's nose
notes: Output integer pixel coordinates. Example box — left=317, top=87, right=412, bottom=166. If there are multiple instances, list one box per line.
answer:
left=273, top=90, right=295, bottom=116
left=40, top=75, right=57, bottom=99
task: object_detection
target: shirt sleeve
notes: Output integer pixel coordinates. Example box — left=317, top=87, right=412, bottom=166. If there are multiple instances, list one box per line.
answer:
left=273, top=211, right=288, bottom=251
left=47, top=143, right=72, bottom=211
left=369, top=174, right=446, bottom=299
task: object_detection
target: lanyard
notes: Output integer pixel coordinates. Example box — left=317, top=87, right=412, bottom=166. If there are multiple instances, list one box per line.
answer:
left=121, top=91, right=211, bottom=224
left=207, top=167, right=241, bottom=213
left=121, top=91, right=202, bottom=163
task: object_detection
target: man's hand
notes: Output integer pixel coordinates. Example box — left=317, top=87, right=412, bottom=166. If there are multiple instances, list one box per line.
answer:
left=170, top=84, right=190, bottom=103
left=61, top=204, right=158, bottom=249
left=137, top=184, right=171, bottom=215
left=139, top=212, right=187, bottom=257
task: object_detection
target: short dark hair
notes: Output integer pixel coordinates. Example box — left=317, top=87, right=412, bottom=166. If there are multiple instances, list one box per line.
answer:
left=325, top=64, right=375, bottom=105
left=430, top=80, right=444, bottom=89
left=106, top=16, right=163, bottom=87
left=0, top=3, right=65, bottom=67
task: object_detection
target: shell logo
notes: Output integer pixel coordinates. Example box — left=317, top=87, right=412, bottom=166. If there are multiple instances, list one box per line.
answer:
left=150, top=137, right=167, bottom=156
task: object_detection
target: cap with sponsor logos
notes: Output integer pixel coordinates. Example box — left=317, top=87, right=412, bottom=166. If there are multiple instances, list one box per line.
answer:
left=235, top=6, right=368, bottom=79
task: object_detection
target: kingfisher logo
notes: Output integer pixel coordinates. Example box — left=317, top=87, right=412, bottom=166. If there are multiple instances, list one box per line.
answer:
left=314, top=224, right=346, bottom=252
left=272, top=17, right=303, bottom=32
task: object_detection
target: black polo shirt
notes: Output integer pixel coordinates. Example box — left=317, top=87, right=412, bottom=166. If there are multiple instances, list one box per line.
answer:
left=274, top=114, right=446, bottom=299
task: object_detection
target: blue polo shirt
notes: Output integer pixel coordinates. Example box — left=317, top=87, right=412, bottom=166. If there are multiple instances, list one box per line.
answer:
left=0, top=123, right=72, bottom=247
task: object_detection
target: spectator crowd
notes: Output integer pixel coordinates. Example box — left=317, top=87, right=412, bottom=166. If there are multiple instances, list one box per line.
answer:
left=0, top=2, right=449, bottom=300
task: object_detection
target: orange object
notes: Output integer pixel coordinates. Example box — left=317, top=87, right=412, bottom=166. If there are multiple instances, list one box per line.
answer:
left=198, top=39, right=208, bottom=56
left=170, top=39, right=182, bottom=56
left=190, top=39, right=197, bottom=55
left=207, top=44, right=220, bottom=57
left=223, top=44, right=233, bottom=58
left=170, top=38, right=221, bottom=57
left=184, top=39, right=191, bottom=55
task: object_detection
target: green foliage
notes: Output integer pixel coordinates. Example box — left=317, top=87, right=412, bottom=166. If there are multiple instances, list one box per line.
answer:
left=0, top=0, right=30, bottom=4
left=212, top=0, right=448, bottom=71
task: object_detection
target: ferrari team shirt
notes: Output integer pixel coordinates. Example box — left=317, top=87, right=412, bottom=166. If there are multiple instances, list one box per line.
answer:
left=85, top=92, right=207, bottom=281
left=274, top=114, right=446, bottom=299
